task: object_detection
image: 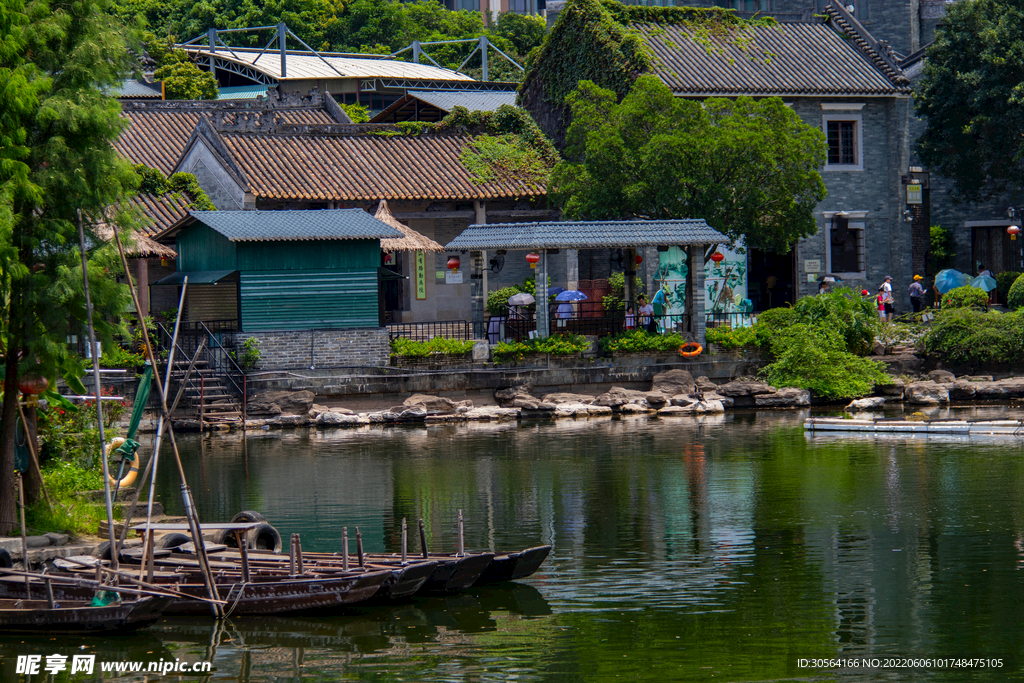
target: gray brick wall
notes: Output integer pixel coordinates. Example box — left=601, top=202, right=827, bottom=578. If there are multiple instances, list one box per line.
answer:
left=233, top=328, right=390, bottom=369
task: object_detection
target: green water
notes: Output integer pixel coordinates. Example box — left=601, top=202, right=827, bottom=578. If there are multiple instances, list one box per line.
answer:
left=6, top=407, right=1024, bottom=682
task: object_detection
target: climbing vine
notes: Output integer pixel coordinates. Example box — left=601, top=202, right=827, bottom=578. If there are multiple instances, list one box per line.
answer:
left=519, top=0, right=776, bottom=147
left=132, top=165, right=216, bottom=211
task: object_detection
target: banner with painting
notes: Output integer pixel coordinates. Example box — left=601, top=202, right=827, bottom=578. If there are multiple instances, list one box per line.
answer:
left=655, top=244, right=752, bottom=330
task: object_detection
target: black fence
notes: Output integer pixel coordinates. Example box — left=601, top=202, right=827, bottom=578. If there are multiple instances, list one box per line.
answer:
left=387, top=320, right=475, bottom=342
left=705, top=310, right=757, bottom=329
left=497, top=300, right=696, bottom=342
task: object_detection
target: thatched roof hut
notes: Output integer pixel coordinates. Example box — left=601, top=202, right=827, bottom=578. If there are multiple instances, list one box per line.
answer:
left=375, top=200, right=445, bottom=253
left=96, top=226, right=178, bottom=259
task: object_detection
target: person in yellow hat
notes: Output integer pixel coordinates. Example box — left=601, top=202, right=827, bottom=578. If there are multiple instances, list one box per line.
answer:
left=909, top=274, right=927, bottom=312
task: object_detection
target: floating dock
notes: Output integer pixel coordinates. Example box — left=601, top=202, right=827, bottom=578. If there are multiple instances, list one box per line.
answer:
left=804, top=417, right=1024, bottom=437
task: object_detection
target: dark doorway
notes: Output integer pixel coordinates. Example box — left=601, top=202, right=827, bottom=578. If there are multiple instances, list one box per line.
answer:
left=972, top=225, right=1024, bottom=275
left=747, top=248, right=796, bottom=311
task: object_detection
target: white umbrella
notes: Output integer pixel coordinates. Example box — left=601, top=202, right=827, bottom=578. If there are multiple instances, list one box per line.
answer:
left=507, top=293, right=535, bottom=306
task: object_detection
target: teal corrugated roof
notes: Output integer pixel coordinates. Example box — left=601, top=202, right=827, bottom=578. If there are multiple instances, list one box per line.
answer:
left=445, top=220, right=727, bottom=250
left=217, top=85, right=269, bottom=101
left=189, top=209, right=403, bottom=241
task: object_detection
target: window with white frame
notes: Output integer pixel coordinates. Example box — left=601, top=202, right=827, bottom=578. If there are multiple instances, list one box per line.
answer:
left=823, top=114, right=863, bottom=171
left=825, top=212, right=867, bottom=277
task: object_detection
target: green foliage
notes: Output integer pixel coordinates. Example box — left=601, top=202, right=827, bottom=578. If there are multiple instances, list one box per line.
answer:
left=441, top=104, right=559, bottom=184
left=520, top=0, right=774, bottom=146
left=995, top=271, right=1021, bottom=303
left=341, top=103, right=370, bottom=123
left=550, top=76, right=826, bottom=250
left=915, top=0, right=1024, bottom=201
left=487, top=286, right=526, bottom=316
left=153, top=49, right=219, bottom=100
left=917, top=308, right=1024, bottom=367
left=941, top=285, right=990, bottom=310
left=461, top=134, right=549, bottom=187
left=37, top=392, right=128, bottom=469
left=705, top=325, right=757, bottom=349
left=928, top=225, right=955, bottom=271
left=492, top=334, right=590, bottom=362
left=752, top=306, right=796, bottom=353
left=132, top=166, right=216, bottom=210
left=39, top=460, right=105, bottom=498
left=598, top=330, right=684, bottom=353
left=788, top=287, right=879, bottom=355
left=390, top=336, right=475, bottom=357
left=97, top=345, right=146, bottom=369
left=602, top=271, right=644, bottom=311
left=238, top=337, right=261, bottom=369
left=24, top=461, right=117, bottom=537
left=491, top=11, right=547, bottom=58
left=758, top=324, right=889, bottom=400
left=1008, top=273, right=1024, bottom=310
left=0, top=0, right=141, bottom=526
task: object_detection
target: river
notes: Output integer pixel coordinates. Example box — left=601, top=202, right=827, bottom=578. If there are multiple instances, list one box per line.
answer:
left=5, top=406, right=1024, bottom=681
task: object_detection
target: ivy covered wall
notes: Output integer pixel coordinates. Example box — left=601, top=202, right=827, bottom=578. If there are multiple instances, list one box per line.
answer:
left=518, top=0, right=769, bottom=149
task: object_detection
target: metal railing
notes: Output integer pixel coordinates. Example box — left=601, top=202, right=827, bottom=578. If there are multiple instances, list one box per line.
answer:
left=499, top=300, right=696, bottom=342
left=705, top=311, right=757, bottom=329
left=387, top=320, right=474, bottom=342
left=156, top=321, right=249, bottom=424
left=196, top=321, right=250, bottom=424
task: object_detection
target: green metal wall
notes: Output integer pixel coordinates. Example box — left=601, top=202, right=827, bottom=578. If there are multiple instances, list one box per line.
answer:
left=240, top=270, right=380, bottom=331
left=176, top=225, right=236, bottom=271
left=236, top=241, right=379, bottom=271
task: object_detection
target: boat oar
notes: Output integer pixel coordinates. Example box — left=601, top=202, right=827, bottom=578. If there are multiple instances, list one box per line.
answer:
left=60, top=558, right=227, bottom=605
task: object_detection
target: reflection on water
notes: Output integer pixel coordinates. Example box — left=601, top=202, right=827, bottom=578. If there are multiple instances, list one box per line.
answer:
left=8, top=408, right=1024, bottom=682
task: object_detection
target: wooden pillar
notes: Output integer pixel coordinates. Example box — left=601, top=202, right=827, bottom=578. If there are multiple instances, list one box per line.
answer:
left=137, top=258, right=150, bottom=319
left=536, top=249, right=550, bottom=338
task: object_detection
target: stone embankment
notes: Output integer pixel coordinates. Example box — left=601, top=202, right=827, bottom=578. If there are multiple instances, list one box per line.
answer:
left=208, top=370, right=813, bottom=430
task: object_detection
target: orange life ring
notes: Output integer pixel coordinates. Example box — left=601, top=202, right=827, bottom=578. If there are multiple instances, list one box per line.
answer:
left=678, top=342, right=703, bottom=358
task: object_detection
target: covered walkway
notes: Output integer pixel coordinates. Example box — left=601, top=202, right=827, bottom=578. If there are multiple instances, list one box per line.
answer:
left=445, top=219, right=729, bottom=342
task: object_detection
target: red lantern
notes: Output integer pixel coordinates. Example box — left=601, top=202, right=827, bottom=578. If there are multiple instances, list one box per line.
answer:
left=526, top=252, right=540, bottom=269
left=710, top=251, right=725, bottom=263
left=446, top=257, right=460, bottom=271
left=18, top=374, right=48, bottom=395
left=1009, top=225, right=1020, bottom=241
left=635, top=254, right=643, bottom=265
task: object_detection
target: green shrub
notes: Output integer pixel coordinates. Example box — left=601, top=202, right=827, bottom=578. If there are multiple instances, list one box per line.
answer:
left=929, top=225, right=955, bottom=271
left=752, top=306, right=797, bottom=353
left=493, top=334, right=589, bottom=362
left=390, top=337, right=476, bottom=357
left=941, top=285, right=989, bottom=309
left=705, top=325, right=757, bottom=349
left=486, top=286, right=526, bottom=316
left=789, top=287, right=879, bottom=355
left=24, top=461, right=116, bottom=537
left=995, top=271, right=1021, bottom=303
left=758, top=323, right=889, bottom=400
left=599, top=330, right=684, bottom=353
left=95, top=345, right=145, bottom=369
left=602, top=271, right=644, bottom=312
left=917, top=308, right=1024, bottom=366
left=1008, top=273, right=1024, bottom=310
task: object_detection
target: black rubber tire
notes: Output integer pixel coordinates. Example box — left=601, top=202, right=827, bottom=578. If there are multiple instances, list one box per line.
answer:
left=156, top=533, right=192, bottom=550
left=213, top=527, right=245, bottom=549
left=247, top=523, right=282, bottom=553
left=0, top=548, right=12, bottom=568
left=231, top=510, right=267, bottom=524
left=91, top=541, right=113, bottom=561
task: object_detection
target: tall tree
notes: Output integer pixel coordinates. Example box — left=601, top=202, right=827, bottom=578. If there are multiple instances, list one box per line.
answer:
left=0, top=0, right=136, bottom=531
left=915, top=0, right=1024, bottom=202
left=550, top=76, right=827, bottom=252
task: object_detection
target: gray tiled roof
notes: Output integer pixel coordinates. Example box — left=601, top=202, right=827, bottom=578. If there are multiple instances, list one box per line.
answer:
left=408, top=90, right=517, bottom=113
left=639, top=19, right=910, bottom=97
left=111, top=79, right=163, bottom=98
left=188, top=209, right=403, bottom=241
left=445, top=220, right=727, bottom=250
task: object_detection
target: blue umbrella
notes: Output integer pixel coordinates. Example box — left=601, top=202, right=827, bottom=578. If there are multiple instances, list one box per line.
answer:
left=970, top=274, right=998, bottom=292
left=555, top=290, right=588, bottom=301
left=934, top=269, right=970, bottom=294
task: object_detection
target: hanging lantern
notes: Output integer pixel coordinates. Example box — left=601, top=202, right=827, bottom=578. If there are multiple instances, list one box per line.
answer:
left=710, top=251, right=725, bottom=263
left=18, top=373, right=47, bottom=407
left=446, top=256, right=460, bottom=272
left=1008, top=225, right=1020, bottom=241
left=635, top=254, right=643, bottom=265
left=526, top=252, right=540, bottom=269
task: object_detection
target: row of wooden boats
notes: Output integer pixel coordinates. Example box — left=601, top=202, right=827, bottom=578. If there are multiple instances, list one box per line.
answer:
left=0, top=521, right=551, bottom=630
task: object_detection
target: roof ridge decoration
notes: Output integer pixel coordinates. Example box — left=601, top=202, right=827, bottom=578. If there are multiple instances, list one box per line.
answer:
left=823, top=0, right=908, bottom=86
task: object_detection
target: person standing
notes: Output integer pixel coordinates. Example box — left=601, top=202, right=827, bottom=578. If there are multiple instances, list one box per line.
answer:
left=638, top=295, right=655, bottom=333
left=880, top=275, right=895, bottom=321
left=908, top=275, right=926, bottom=313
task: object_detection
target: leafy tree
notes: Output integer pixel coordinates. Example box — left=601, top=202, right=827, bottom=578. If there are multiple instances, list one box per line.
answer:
left=491, top=11, right=547, bottom=59
left=550, top=76, right=827, bottom=252
left=153, top=49, right=218, bottom=100
left=915, top=0, right=1024, bottom=202
left=0, top=0, right=137, bottom=530
left=928, top=224, right=955, bottom=272
left=341, top=103, right=370, bottom=123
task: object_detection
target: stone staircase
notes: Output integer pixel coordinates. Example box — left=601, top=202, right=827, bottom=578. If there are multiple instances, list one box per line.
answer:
left=168, top=357, right=244, bottom=427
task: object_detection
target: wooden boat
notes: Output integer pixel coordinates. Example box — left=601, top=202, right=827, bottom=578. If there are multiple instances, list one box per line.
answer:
left=0, top=595, right=172, bottom=633
left=360, top=552, right=497, bottom=593
left=474, top=545, right=552, bottom=586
